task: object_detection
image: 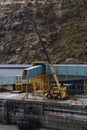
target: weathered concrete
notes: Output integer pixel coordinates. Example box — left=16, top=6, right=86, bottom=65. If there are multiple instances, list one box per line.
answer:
left=0, top=92, right=87, bottom=130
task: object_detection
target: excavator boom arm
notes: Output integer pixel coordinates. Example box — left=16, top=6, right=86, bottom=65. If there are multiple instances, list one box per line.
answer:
left=32, top=21, right=51, bottom=63
left=32, top=21, right=63, bottom=91
left=49, top=64, right=61, bottom=89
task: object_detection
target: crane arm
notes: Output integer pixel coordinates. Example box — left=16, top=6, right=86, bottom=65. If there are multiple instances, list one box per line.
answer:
left=32, top=21, right=61, bottom=90
left=32, top=21, right=50, bottom=63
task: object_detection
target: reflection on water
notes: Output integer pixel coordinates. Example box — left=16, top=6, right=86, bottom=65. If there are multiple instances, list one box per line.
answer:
left=35, top=129, right=53, bottom=130
left=0, top=124, right=53, bottom=130
left=0, top=124, right=18, bottom=130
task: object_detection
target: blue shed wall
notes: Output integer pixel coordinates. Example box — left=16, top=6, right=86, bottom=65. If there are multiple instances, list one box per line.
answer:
left=46, top=64, right=87, bottom=80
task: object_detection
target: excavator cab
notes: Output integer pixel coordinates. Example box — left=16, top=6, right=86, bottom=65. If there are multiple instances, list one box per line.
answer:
left=44, top=84, right=68, bottom=99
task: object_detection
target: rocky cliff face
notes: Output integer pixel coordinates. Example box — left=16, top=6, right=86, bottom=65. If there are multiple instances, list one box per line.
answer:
left=0, top=0, right=87, bottom=64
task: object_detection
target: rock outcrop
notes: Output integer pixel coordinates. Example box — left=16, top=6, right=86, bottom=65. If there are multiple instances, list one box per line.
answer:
left=0, top=0, right=87, bottom=64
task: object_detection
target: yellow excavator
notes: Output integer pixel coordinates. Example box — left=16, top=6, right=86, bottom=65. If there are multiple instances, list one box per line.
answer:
left=32, top=21, right=68, bottom=99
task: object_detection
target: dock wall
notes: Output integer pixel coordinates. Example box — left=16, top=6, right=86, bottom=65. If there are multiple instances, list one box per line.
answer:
left=0, top=99, right=87, bottom=130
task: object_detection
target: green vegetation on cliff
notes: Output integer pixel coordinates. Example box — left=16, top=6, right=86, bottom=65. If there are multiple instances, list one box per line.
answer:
left=0, top=0, right=87, bottom=64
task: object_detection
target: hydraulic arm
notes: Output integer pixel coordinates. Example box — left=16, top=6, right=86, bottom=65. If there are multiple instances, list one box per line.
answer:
left=32, top=21, right=68, bottom=99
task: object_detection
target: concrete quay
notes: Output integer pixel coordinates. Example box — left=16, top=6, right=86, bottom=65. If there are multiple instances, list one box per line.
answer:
left=0, top=92, right=87, bottom=130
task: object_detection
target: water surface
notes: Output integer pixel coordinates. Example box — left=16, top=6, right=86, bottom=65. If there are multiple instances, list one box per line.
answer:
left=0, top=124, right=18, bottom=130
left=0, top=124, right=53, bottom=130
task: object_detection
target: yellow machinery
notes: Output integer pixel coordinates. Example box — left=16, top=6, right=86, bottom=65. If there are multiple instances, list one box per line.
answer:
left=32, top=61, right=68, bottom=99
left=15, top=83, right=27, bottom=91
left=31, top=61, right=52, bottom=97
left=44, top=63, right=68, bottom=99
left=31, top=21, right=68, bottom=99
left=84, top=80, right=87, bottom=94
left=15, top=21, right=68, bottom=99
left=15, top=76, right=27, bottom=91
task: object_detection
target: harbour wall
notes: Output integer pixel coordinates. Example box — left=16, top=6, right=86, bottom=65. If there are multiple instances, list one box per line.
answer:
left=0, top=98, right=87, bottom=130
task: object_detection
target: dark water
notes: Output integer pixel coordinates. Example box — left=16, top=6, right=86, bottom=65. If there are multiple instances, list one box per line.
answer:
left=0, top=124, right=53, bottom=130
left=0, top=124, right=18, bottom=130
